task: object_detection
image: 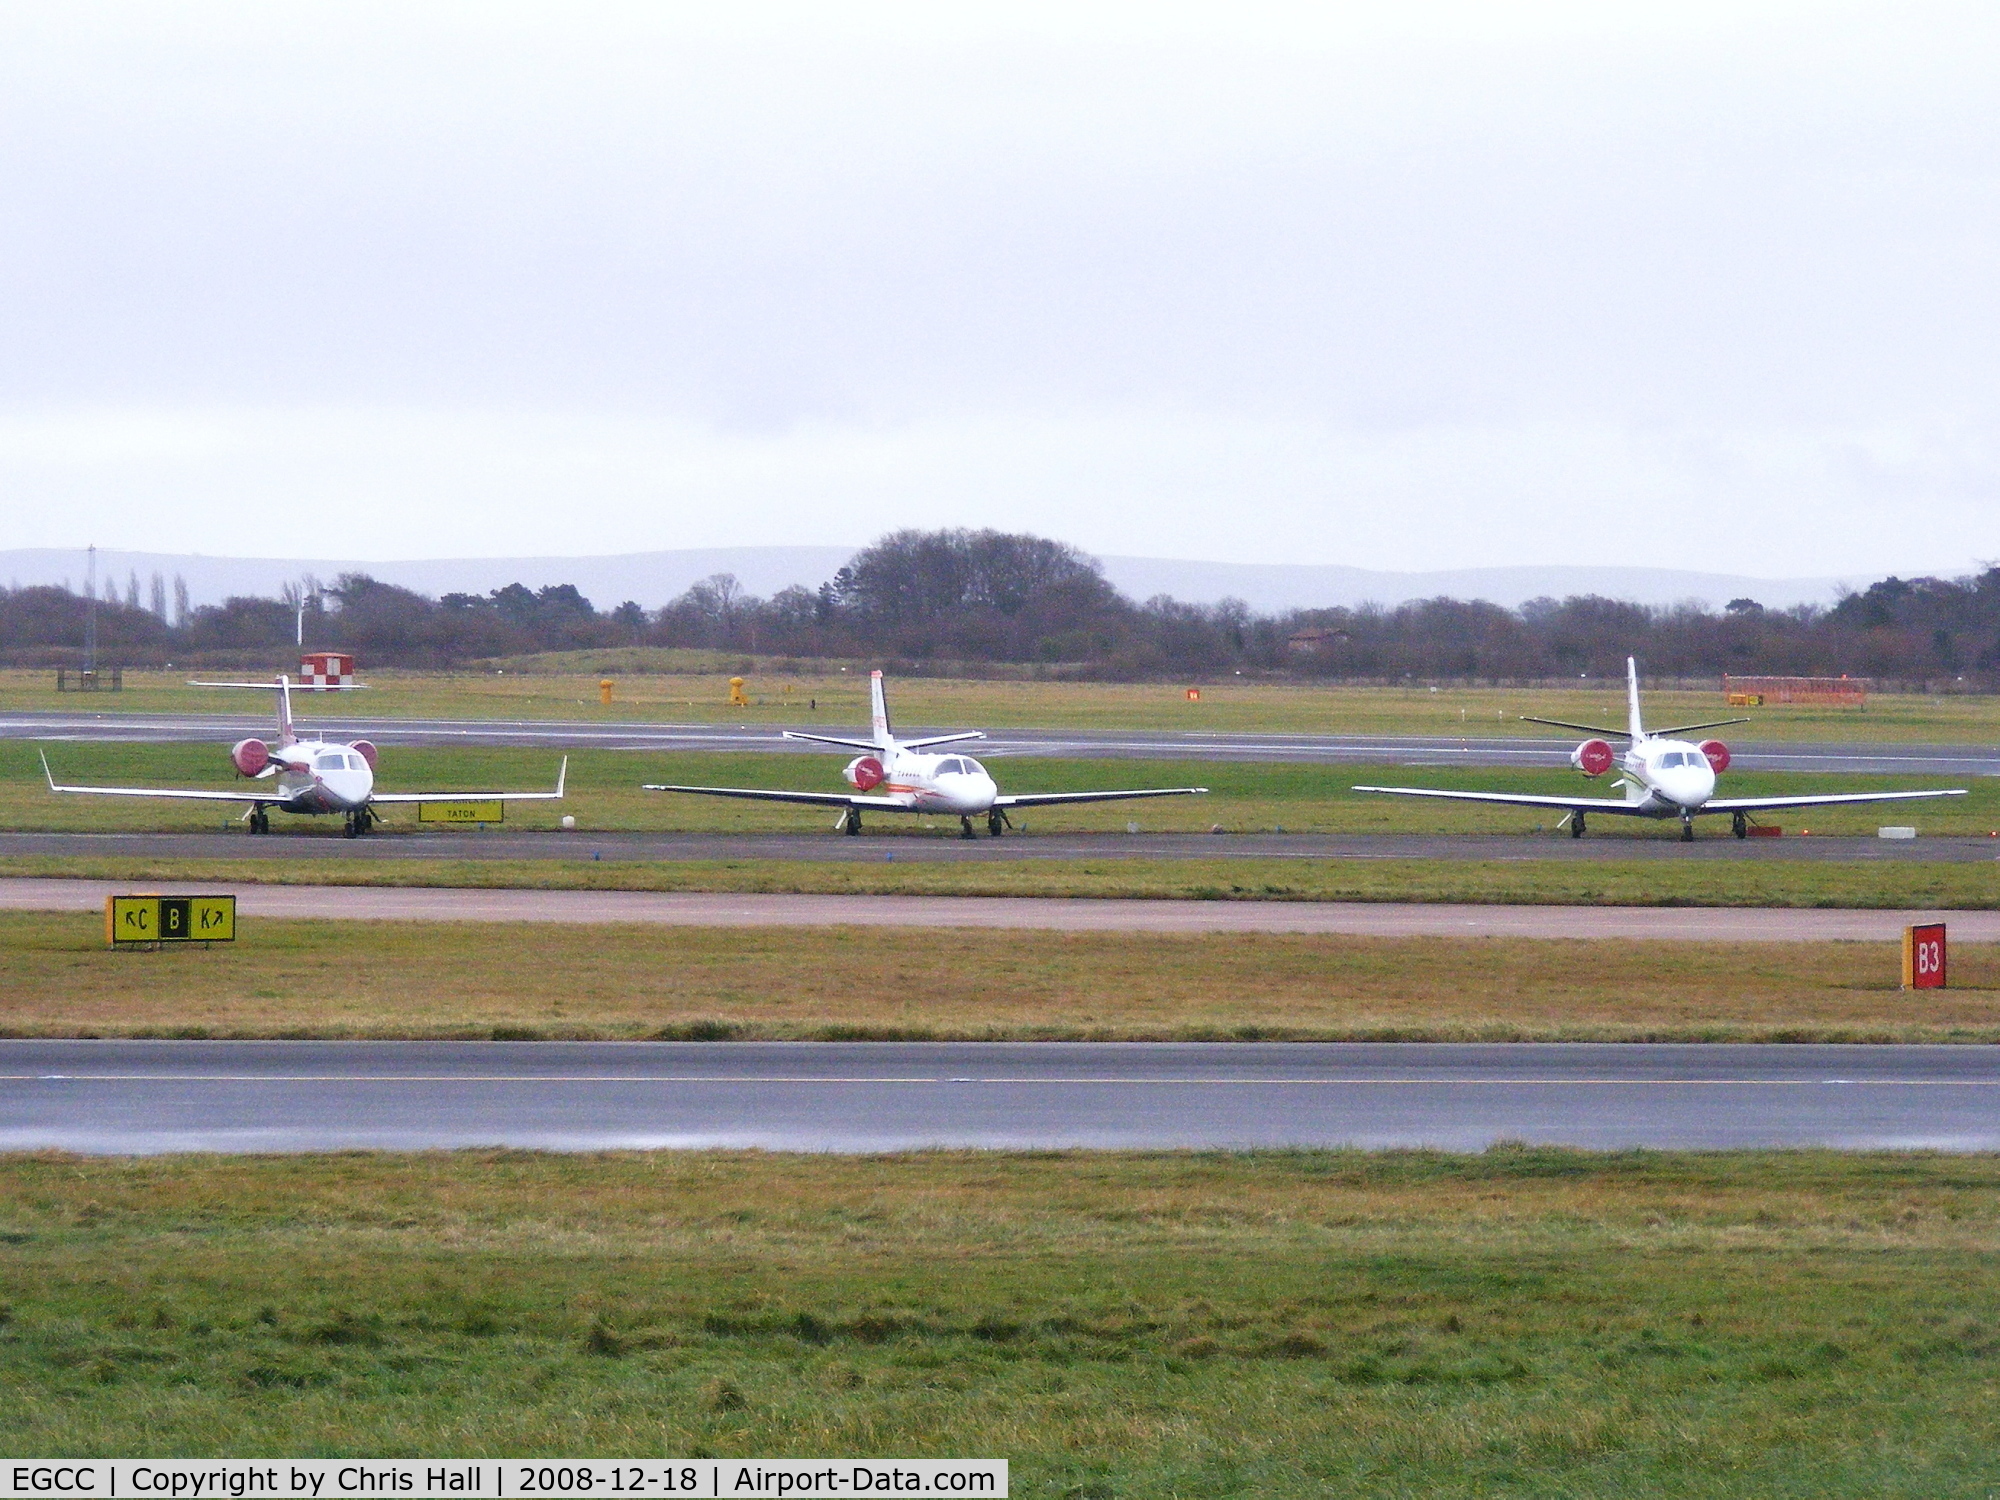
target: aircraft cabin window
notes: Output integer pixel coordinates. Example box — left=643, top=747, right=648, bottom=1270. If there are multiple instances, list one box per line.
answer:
left=963, top=758, right=985, bottom=776
left=939, top=758, right=965, bottom=775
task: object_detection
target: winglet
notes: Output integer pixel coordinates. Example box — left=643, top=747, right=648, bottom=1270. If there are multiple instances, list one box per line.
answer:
left=38, top=749, right=57, bottom=792
left=1626, top=657, right=1645, bottom=742
left=555, top=756, right=568, bottom=798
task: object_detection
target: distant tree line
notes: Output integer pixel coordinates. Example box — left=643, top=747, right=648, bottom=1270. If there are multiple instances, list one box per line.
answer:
left=4, top=531, right=1999, bottom=688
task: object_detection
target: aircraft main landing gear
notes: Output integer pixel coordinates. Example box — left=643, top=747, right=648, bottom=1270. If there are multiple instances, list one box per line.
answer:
left=988, top=809, right=1008, bottom=837
left=1732, top=811, right=1749, bottom=840
left=1569, top=811, right=1586, bottom=839
left=842, top=806, right=862, bottom=836
left=248, top=808, right=270, bottom=835
left=959, top=815, right=977, bottom=840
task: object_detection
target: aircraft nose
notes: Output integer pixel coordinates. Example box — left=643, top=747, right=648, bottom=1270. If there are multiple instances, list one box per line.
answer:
left=1670, top=767, right=1714, bottom=807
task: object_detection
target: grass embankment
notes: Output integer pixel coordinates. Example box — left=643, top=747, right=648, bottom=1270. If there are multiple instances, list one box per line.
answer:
left=8, top=741, right=1995, bottom=837
left=6, top=911, right=1998, bottom=1042
left=4, top=1149, right=1998, bottom=1493
left=7, top=664, right=1997, bottom=741
left=4, top=852, right=1998, bottom=910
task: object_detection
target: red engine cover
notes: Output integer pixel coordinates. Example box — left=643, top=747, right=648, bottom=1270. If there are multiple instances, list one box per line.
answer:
left=1572, top=738, right=1614, bottom=777
left=844, top=755, right=886, bottom=792
left=1698, top=739, right=1731, bottom=773
left=230, top=738, right=270, bottom=777
left=349, top=740, right=378, bottom=769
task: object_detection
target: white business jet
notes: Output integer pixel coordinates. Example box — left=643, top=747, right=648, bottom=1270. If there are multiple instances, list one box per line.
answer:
left=644, top=669, right=1206, bottom=837
left=1354, top=657, right=1966, bottom=841
left=41, top=674, right=566, bottom=837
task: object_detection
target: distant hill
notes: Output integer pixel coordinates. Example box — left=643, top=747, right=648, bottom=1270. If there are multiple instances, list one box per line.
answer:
left=0, top=545, right=1926, bottom=615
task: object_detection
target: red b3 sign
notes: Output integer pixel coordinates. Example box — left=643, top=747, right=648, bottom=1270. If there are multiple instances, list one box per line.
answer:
left=1902, top=923, right=1947, bottom=990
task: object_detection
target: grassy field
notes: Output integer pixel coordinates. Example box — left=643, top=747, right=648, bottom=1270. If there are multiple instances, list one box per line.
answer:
left=7, top=664, right=1998, bottom=740
left=5, top=850, right=1998, bottom=911
left=9, top=740, right=1994, bottom=838
left=5, top=911, right=1998, bottom=1043
left=3, top=1148, right=1998, bottom=1494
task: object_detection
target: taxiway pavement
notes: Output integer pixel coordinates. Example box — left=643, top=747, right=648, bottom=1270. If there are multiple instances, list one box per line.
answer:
left=4, top=876, right=1995, bottom=939
left=3, top=1040, right=1992, bottom=1152
left=4, top=828, right=1997, bottom=862
left=7, top=708, right=1996, bottom=776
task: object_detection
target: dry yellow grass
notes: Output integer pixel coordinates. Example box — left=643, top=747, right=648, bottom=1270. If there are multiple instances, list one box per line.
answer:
left=6, top=911, right=1997, bottom=1041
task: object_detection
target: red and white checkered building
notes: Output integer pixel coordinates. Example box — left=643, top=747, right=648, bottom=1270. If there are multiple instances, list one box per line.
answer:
left=299, top=652, right=356, bottom=690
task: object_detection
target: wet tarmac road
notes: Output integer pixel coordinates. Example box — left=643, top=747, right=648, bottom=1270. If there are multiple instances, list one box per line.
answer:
left=5, top=876, right=1996, bottom=939
left=3, top=828, right=1996, bottom=862
left=4, top=1039, right=1994, bottom=1153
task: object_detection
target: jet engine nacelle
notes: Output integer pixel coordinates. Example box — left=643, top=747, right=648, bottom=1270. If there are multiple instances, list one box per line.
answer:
left=1571, top=738, right=1614, bottom=777
left=349, top=740, right=378, bottom=769
left=230, top=738, right=270, bottom=777
left=1698, top=739, right=1730, bottom=774
left=843, top=755, right=886, bottom=792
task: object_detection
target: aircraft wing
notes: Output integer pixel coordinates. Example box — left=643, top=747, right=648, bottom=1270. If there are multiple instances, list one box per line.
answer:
left=641, top=783, right=907, bottom=808
left=1351, top=785, right=1660, bottom=815
left=1701, top=789, right=1967, bottom=813
left=992, top=786, right=1208, bottom=808
left=40, top=751, right=275, bottom=803
left=370, top=758, right=568, bottom=803
left=898, top=731, right=987, bottom=750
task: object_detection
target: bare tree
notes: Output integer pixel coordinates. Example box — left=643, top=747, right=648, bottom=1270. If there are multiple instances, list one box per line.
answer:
left=148, top=572, right=166, bottom=620
left=172, top=574, right=190, bottom=628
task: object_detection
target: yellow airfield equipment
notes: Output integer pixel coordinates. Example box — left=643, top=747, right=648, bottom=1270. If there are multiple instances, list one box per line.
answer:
left=600, top=678, right=615, bottom=705
left=729, top=676, right=750, bottom=707
left=419, top=801, right=505, bottom=824
left=107, top=894, right=236, bottom=947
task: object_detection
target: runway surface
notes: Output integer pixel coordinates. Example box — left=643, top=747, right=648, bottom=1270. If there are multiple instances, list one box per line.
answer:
left=3, top=1040, right=1994, bottom=1152
left=5, top=876, right=1996, bottom=939
left=6, top=827, right=1998, bottom=863
left=8, top=708, right=1996, bottom=775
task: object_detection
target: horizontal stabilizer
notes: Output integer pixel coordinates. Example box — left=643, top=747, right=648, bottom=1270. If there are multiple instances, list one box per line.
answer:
left=1519, top=715, right=1630, bottom=739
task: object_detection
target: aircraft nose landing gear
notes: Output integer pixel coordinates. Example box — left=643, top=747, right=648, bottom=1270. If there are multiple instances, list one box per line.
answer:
left=1680, top=812, right=1696, bottom=842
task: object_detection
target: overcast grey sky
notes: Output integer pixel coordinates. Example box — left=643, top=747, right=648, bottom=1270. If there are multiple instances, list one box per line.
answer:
left=2, top=3, right=1995, bottom=572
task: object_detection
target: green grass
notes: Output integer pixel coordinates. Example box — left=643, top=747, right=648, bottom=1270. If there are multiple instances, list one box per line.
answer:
left=4, top=851, right=1997, bottom=910
left=8, top=911, right=1998, bottom=1042
left=7, top=665, right=1998, bottom=741
left=3, top=1149, right=1998, bottom=1494
left=8, top=740, right=1995, bottom=838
